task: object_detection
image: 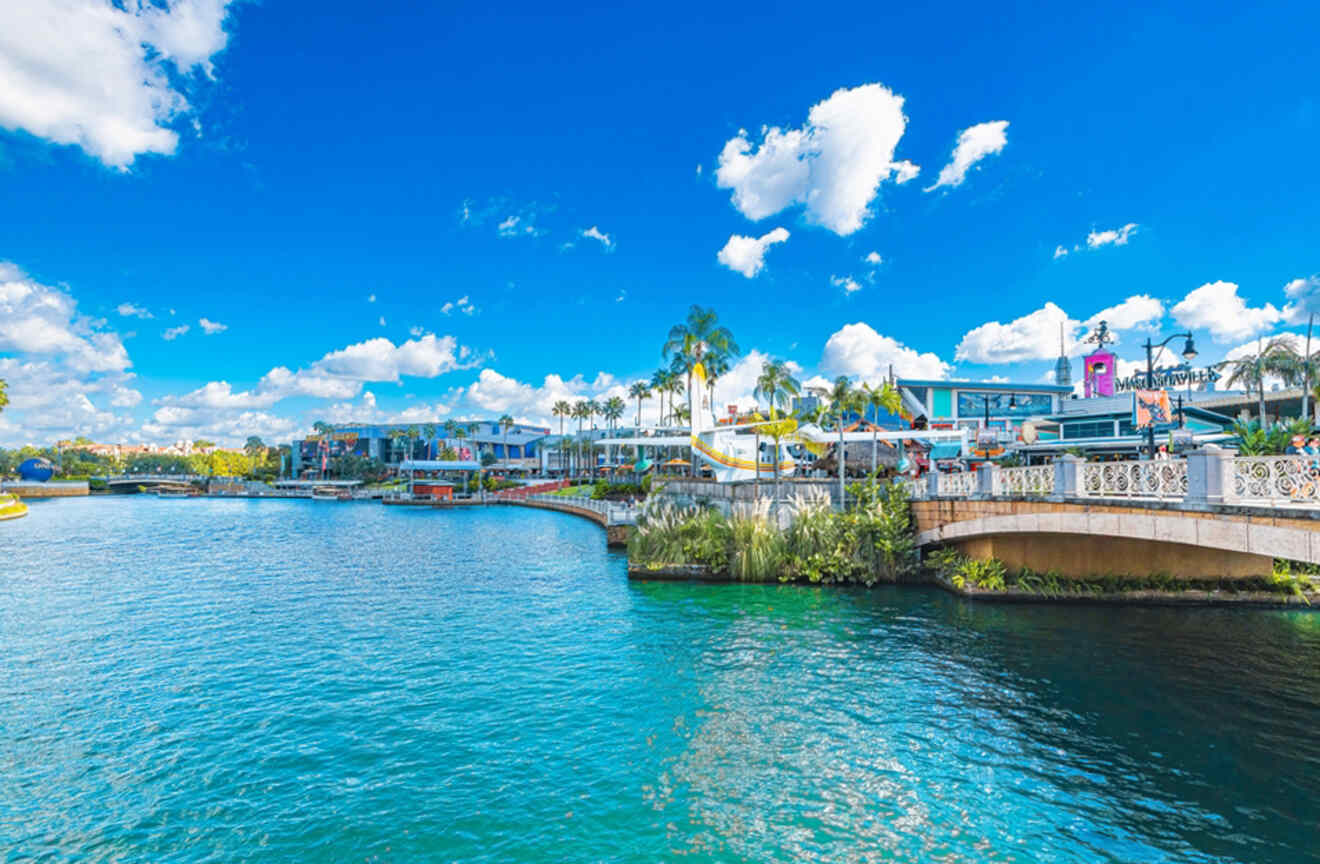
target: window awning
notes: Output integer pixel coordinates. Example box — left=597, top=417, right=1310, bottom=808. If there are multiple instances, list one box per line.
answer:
left=928, top=443, right=964, bottom=460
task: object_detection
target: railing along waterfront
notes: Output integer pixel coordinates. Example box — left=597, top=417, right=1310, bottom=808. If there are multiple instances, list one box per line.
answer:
left=993, top=465, right=1053, bottom=497
left=1232, top=456, right=1320, bottom=506
left=936, top=472, right=976, bottom=497
left=526, top=493, right=638, bottom=524
left=1079, top=460, right=1188, bottom=500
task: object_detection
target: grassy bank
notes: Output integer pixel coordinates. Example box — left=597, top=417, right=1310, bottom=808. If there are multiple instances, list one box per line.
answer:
left=925, top=547, right=1319, bottom=604
left=627, top=483, right=917, bottom=585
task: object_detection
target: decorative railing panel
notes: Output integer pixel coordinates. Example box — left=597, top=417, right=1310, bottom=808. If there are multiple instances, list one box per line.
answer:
left=936, top=472, right=976, bottom=497
left=994, top=465, right=1054, bottom=497
left=1231, top=457, right=1320, bottom=505
left=1080, top=460, right=1187, bottom=499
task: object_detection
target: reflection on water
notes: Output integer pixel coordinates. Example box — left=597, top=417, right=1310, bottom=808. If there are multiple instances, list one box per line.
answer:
left=2, top=498, right=1317, bottom=862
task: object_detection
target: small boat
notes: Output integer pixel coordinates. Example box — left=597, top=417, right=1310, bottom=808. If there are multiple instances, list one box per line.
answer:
left=311, top=486, right=349, bottom=501
left=155, top=489, right=194, bottom=499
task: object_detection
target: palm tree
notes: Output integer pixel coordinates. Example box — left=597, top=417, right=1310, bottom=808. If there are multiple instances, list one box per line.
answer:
left=573, top=401, right=590, bottom=479
left=552, top=400, right=571, bottom=476
left=244, top=436, right=265, bottom=477
left=650, top=369, right=668, bottom=426
left=629, top=381, right=651, bottom=427
left=665, top=372, right=685, bottom=428
left=704, top=351, right=732, bottom=417
left=1222, top=336, right=1299, bottom=425
left=861, top=382, right=902, bottom=483
left=662, top=306, right=740, bottom=435
left=828, top=376, right=860, bottom=507
left=406, top=425, right=421, bottom=463
left=603, top=396, right=625, bottom=469
left=754, top=359, right=801, bottom=503
left=423, top=423, right=438, bottom=459
left=499, top=414, right=515, bottom=466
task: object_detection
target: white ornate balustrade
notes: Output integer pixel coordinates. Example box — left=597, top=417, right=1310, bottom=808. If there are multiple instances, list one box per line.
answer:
left=993, top=465, right=1054, bottom=497
left=1079, top=460, right=1187, bottom=500
left=936, top=472, right=976, bottom=497
left=1231, top=456, right=1320, bottom=506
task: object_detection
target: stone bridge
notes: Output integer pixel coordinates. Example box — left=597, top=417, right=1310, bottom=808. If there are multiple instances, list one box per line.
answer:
left=907, top=449, right=1320, bottom=580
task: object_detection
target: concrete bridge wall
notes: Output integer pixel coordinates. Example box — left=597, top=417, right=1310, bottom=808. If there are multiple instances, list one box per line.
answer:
left=911, top=498, right=1320, bottom=580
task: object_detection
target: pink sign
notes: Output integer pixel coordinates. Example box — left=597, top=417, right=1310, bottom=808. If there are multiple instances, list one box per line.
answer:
left=1084, top=350, right=1116, bottom=398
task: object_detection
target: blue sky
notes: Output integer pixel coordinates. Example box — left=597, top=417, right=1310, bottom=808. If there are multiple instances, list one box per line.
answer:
left=1, top=0, right=1317, bottom=445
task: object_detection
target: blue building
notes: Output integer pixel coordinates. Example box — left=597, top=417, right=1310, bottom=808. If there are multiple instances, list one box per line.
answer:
left=291, top=420, right=550, bottom=476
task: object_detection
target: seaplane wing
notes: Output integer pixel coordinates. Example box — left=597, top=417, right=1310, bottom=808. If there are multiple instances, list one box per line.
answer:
left=598, top=435, right=692, bottom=447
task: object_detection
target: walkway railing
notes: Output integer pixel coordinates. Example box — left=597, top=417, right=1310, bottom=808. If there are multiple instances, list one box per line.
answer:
left=993, top=465, right=1053, bottom=497
left=526, top=493, right=639, bottom=524
left=1232, top=456, right=1320, bottom=505
left=915, top=452, right=1320, bottom=509
left=1080, top=460, right=1187, bottom=500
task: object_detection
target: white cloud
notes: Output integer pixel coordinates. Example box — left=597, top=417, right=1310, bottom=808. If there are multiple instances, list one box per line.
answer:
left=715, top=83, right=916, bottom=235
left=199, top=317, right=227, bottom=334
left=0, top=261, right=131, bottom=373
left=141, top=407, right=301, bottom=447
left=892, top=160, right=920, bottom=185
left=831, top=275, right=862, bottom=295
left=821, top=322, right=951, bottom=381
left=925, top=120, right=1009, bottom=192
left=319, top=389, right=456, bottom=427
left=162, top=325, right=190, bottom=341
left=1282, top=275, right=1320, bottom=325
left=440, top=295, right=477, bottom=316
left=1053, top=245, right=1069, bottom=259
left=315, top=333, right=474, bottom=382
left=1087, top=223, right=1139, bottom=249
left=409, top=325, right=424, bottom=337
left=716, top=227, right=790, bottom=278
left=864, top=251, right=882, bottom=266
left=378, top=316, right=386, bottom=327
left=367, top=294, right=376, bottom=303
left=955, top=302, right=1077, bottom=364
left=580, top=226, right=614, bottom=250
left=497, top=215, right=520, bottom=236
left=1084, top=295, right=1164, bottom=333
left=0, top=0, right=236, bottom=169
left=117, top=302, right=153, bottom=319
left=463, top=368, right=636, bottom=427
left=1171, top=281, right=1281, bottom=342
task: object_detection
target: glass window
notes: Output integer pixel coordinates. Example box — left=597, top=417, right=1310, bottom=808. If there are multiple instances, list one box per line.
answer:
left=956, top=391, right=1052, bottom=417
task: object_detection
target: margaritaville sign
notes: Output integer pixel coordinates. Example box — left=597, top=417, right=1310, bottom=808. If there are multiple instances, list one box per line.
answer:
left=1114, top=366, right=1220, bottom=392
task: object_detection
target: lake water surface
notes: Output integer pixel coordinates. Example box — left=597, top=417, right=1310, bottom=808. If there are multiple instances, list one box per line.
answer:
left=3, top=497, right=1319, bottom=862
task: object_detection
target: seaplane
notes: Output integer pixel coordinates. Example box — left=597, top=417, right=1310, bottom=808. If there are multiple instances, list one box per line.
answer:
left=599, top=362, right=969, bottom=482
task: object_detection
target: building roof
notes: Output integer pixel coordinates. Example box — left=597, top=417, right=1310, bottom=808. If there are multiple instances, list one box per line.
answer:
left=898, top=379, right=1074, bottom=394
left=399, top=459, right=482, bottom=471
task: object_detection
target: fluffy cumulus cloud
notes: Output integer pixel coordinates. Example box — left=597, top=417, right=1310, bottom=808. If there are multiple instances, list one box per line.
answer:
left=140, top=407, right=302, bottom=447
left=1084, top=294, right=1164, bottom=333
left=1171, top=281, right=1281, bottom=342
left=925, top=121, right=1009, bottom=191
left=715, top=83, right=917, bottom=235
left=464, top=369, right=636, bottom=427
left=716, top=227, right=790, bottom=278
left=821, top=322, right=950, bottom=381
left=1282, top=275, right=1320, bottom=324
left=0, top=262, right=140, bottom=445
left=864, top=251, right=882, bottom=266
left=0, top=0, right=236, bottom=169
left=1087, top=223, right=1139, bottom=248
left=0, top=261, right=130, bottom=373
left=318, top=390, right=456, bottom=427
left=955, top=302, right=1077, bottom=364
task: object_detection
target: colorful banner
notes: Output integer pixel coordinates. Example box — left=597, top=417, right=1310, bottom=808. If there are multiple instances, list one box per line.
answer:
left=1133, top=389, right=1173, bottom=429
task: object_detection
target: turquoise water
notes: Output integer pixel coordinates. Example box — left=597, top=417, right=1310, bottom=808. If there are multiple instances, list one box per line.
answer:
left=3, top=498, right=1319, bottom=862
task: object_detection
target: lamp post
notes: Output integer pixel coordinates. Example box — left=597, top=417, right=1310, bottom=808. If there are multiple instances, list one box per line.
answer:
left=980, top=393, right=1016, bottom=456
left=1143, top=333, right=1198, bottom=459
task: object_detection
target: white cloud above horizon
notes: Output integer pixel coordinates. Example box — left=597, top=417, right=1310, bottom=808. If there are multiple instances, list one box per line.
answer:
left=716, top=227, right=790, bottom=278
left=1171, top=280, right=1281, bottom=342
left=715, top=83, right=917, bottom=235
left=821, top=322, right=950, bottom=381
left=925, top=120, right=1008, bottom=192
left=0, top=0, right=236, bottom=169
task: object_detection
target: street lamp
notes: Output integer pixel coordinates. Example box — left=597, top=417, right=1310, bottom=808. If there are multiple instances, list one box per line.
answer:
left=1142, top=332, right=1198, bottom=458
left=980, top=392, right=1017, bottom=455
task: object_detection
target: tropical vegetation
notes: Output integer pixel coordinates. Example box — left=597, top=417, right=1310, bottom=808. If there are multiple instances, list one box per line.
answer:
left=627, top=481, right=918, bottom=584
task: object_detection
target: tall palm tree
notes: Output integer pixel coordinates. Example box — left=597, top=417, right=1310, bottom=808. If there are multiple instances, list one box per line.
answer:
left=628, top=381, right=651, bottom=427
left=573, top=401, right=590, bottom=479
left=1222, top=336, right=1299, bottom=425
left=861, top=382, right=902, bottom=483
left=406, top=425, right=421, bottom=463
left=662, top=306, right=740, bottom=430
left=499, top=414, right=515, bottom=465
left=552, top=400, right=571, bottom=475
left=665, top=372, right=685, bottom=428
left=754, top=359, right=801, bottom=503
left=828, top=376, right=860, bottom=507
left=704, top=351, right=732, bottom=418
left=423, top=423, right=438, bottom=459
left=603, top=396, right=625, bottom=469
